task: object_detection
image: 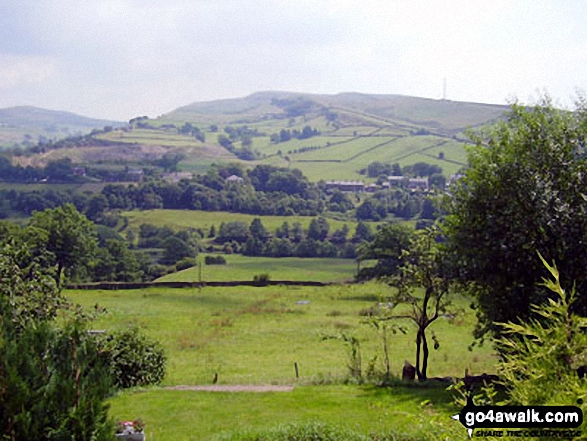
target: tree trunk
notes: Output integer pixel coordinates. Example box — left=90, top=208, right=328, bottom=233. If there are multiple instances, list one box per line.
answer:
left=421, top=328, right=429, bottom=380
left=415, top=328, right=423, bottom=380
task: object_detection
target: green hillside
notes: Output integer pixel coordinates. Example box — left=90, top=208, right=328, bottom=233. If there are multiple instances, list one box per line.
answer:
left=12, top=92, right=508, bottom=180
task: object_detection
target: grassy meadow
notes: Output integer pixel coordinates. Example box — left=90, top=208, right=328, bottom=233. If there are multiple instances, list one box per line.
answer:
left=157, top=255, right=360, bottom=283
left=121, top=209, right=367, bottom=236
left=67, top=283, right=495, bottom=440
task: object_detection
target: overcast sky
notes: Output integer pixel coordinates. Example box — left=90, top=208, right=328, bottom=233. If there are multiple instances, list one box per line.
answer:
left=1, top=0, right=586, bottom=121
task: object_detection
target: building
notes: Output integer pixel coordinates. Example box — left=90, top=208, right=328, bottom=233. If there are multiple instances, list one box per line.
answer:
left=387, top=175, right=429, bottom=191
left=325, top=180, right=365, bottom=192
left=225, top=175, right=245, bottom=183
left=126, top=169, right=144, bottom=183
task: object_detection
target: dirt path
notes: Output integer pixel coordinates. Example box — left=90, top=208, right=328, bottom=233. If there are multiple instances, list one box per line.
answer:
left=163, top=385, right=294, bottom=392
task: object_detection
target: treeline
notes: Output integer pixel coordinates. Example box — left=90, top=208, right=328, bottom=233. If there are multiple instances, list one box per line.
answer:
left=203, top=217, right=374, bottom=259
left=0, top=164, right=332, bottom=219
left=269, top=126, right=320, bottom=143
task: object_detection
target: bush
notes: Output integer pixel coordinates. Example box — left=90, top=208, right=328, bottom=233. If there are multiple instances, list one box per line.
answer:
left=100, top=326, right=166, bottom=389
left=253, top=273, right=270, bottom=285
left=205, top=255, right=227, bottom=265
left=175, top=257, right=197, bottom=271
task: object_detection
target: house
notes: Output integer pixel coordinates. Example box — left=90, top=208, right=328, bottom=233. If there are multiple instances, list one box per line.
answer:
left=161, top=172, right=193, bottom=183
left=72, top=167, right=86, bottom=177
left=388, top=176, right=407, bottom=187
left=365, top=183, right=378, bottom=193
left=325, top=180, right=365, bottom=192
left=407, top=177, right=429, bottom=191
left=126, top=169, right=144, bottom=183
left=387, top=175, right=428, bottom=191
left=225, top=175, right=244, bottom=183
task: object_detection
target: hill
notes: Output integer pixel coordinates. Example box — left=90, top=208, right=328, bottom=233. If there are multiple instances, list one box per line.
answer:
left=12, top=92, right=509, bottom=181
left=158, top=91, right=507, bottom=180
left=0, top=106, right=123, bottom=148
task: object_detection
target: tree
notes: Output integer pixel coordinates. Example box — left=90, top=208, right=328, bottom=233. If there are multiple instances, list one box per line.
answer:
left=351, top=221, right=373, bottom=243
left=380, top=227, right=452, bottom=380
left=356, top=223, right=412, bottom=280
left=307, top=217, right=329, bottom=241
left=161, top=236, right=196, bottom=265
left=249, top=218, right=270, bottom=242
left=0, top=242, right=113, bottom=440
left=444, top=99, right=587, bottom=337
left=28, top=204, right=98, bottom=286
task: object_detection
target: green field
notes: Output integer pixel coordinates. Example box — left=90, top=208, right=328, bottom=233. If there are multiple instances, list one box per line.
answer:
left=158, top=255, right=360, bottom=283
left=67, top=283, right=495, bottom=440
left=121, top=209, right=369, bottom=236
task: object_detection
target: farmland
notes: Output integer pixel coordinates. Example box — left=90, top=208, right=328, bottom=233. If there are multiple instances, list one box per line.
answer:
left=67, top=283, right=495, bottom=440
left=121, top=209, right=369, bottom=236
left=157, top=255, right=360, bottom=283
left=7, top=92, right=507, bottom=181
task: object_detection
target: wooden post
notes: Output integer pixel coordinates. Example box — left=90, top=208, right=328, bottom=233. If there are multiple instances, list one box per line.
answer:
left=294, top=362, right=299, bottom=379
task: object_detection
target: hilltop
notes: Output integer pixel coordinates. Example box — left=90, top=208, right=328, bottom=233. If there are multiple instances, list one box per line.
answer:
left=165, top=91, right=507, bottom=135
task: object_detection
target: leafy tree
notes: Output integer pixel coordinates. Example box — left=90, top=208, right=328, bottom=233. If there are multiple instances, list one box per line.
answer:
left=444, top=99, right=587, bottom=337
left=380, top=227, right=452, bottom=380
left=161, top=236, right=196, bottom=265
left=249, top=218, right=270, bottom=242
left=28, top=203, right=98, bottom=286
left=351, top=221, right=373, bottom=243
left=0, top=243, right=113, bottom=440
left=357, top=223, right=412, bottom=280
left=307, top=217, right=329, bottom=241
left=355, top=198, right=384, bottom=221
left=216, top=221, right=249, bottom=244
left=92, top=239, right=142, bottom=282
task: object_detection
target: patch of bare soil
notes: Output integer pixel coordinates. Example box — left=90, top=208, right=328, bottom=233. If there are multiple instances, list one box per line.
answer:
left=163, top=385, right=294, bottom=392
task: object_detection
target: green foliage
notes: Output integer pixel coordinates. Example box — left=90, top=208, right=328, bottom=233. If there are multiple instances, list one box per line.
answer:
left=321, top=333, right=363, bottom=380
left=175, top=257, right=197, bottom=271
left=253, top=273, right=271, bottom=285
left=356, top=223, right=412, bottom=280
left=0, top=242, right=113, bottom=440
left=161, top=235, right=196, bottom=265
left=28, top=203, right=98, bottom=285
left=496, top=255, right=587, bottom=407
left=444, top=99, right=587, bottom=337
left=100, top=326, right=167, bottom=389
left=380, top=227, right=452, bottom=380
left=204, top=255, right=227, bottom=265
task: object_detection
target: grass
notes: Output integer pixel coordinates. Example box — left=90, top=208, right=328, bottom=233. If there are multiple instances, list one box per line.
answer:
left=65, top=282, right=493, bottom=440
left=108, top=385, right=462, bottom=440
left=67, top=283, right=495, bottom=386
left=121, top=209, right=370, bottom=236
left=157, top=255, right=360, bottom=283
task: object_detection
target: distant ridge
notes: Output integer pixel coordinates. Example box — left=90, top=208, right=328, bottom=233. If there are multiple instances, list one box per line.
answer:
left=165, top=91, right=508, bottom=135
left=0, top=106, right=123, bottom=130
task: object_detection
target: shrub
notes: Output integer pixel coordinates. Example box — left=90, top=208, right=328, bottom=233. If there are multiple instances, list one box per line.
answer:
left=253, top=273, right=270, bottom=285
left=205, top=255, right=227, bottom=265
left=175, top=257, right=197, bottom=271
left=100, top=326, right=166, bottom=389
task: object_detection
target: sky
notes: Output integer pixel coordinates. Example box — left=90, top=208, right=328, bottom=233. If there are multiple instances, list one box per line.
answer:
left=1, top=0, right=586, bottom=121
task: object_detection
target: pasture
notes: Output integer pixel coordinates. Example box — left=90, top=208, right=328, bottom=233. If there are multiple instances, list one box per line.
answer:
left=157, top=255, right=360, bottom=283
left=121, top=209, right=368, bottom=236
left=67, top=283, right=495, bottom=440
